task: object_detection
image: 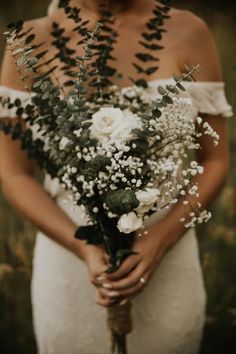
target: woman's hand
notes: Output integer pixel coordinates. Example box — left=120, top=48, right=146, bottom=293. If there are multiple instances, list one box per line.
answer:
left=72, top=239, right=121, bottom=307
left=97, top=224, right=172, bottom=304
left=81, top=243, right=117, bottom=307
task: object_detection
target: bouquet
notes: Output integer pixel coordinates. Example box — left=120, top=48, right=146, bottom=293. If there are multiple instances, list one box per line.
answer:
left=0, top=0, right=218, bottom=352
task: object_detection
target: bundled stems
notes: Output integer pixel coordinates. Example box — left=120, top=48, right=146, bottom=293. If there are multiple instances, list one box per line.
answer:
left=107, top=302, right=133, bottom=354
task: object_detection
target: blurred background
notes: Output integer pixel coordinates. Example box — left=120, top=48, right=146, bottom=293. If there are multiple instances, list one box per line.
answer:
left=0, top=0, right=235, bottom=353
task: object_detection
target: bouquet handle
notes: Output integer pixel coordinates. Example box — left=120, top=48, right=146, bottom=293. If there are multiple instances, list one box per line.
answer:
left=107, top=301, right=132, bottom=354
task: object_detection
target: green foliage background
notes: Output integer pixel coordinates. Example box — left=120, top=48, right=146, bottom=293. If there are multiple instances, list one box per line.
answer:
left=0, top=1, right=235, bottom=353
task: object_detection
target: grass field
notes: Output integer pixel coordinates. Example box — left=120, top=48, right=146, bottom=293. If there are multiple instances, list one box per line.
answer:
left=0, top=1, right=236, bottom=353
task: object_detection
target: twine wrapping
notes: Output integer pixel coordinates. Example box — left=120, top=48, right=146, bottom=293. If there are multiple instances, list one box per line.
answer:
left=107, top=302, right=133, bottom=354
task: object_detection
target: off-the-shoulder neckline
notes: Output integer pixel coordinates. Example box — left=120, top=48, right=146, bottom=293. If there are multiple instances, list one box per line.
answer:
left=0, top=78, right=226, bottom=96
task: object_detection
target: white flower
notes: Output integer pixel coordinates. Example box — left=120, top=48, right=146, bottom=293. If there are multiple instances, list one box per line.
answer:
left=117, top=212, right=143, bottom=233
left=59, top=137, right=70, bottom=150
left=89, top=107, right=141, bottom=143
left=197, top=116, right=203, bottom=124
left=122, top=87, right=137, bottom=98
left=135, top=188, right=160, bottom=215
left=163, top=160, right=175, bottom=172
left=73, top=128, right=82, bottom=137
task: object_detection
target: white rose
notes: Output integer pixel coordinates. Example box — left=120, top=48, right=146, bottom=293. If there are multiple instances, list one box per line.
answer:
left=110, top=111, right=141, bottom=141
left=59, top=137, right=70, bottom=150
left=117, top=212, right=143, bottom=234
left=135, top=188, right=160, bottom=215
left=89, top=107, right=141, bottom=143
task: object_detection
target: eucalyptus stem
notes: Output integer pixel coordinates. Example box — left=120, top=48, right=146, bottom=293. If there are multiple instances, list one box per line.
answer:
left=71, top=22, right=102, bottom=102
left=97, top=217, right=113, bottom=260
left=5, top=34, right=31, bottom=94
left=42, top=56, right=67, bottom=97
left=148, top=136, right=179, bottom=157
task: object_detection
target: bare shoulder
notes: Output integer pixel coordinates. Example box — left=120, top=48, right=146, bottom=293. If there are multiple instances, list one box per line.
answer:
left=169, top=8, right=212, bottom=42
left=0, top=16, right=51, bottom=89
left=169, top=8, right=222, bottom=81
left=22, top=16, right=54, bottom=44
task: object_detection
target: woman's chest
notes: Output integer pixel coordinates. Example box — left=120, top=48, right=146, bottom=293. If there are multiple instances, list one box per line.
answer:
left=40, top=21, right=183, bottom=89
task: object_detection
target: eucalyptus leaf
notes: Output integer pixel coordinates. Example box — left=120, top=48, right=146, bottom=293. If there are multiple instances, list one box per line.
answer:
left=146, top=66, right=158, bottom=75
left=33, top=80, right=43, bottom=89
left=166, top=84, right=179, bottom=95
left=17, top=57, right=27, bottom=65
left=176, top=83, right=186, bottom=91
left=162, top=95, right=173, bottom=104
left=157, top=86, right=167, bottom=95
left=152, top=108, right=162, bottom=118
left=136, top=52, right=159, bottom=63
left=105, top=189, right=139, bottom=215
left=173, top=74, right=181, bottom=82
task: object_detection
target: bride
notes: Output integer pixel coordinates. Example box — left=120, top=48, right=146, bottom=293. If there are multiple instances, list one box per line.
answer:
left=0, top=0, right=232, bottom=353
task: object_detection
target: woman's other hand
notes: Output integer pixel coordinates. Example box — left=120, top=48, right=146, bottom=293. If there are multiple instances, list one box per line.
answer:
left=96, top=224, right=172, bottom=304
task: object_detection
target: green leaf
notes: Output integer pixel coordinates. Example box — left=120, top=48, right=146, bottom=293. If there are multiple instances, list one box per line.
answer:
left=134, top=79, right=148, bottom=88
left=36, top=50, right=48, bottom=60
left=105, top=189, right=139, bottom=215
left=25, top=33, right=35, bottom=44
left=162, top=95, right=173, bottom=104
left=33, top=80, right=43, bottom=89
left=53, top=107, right=61, bottom=115
left=16, top=107, right=24, bottom=116
left=133, top=63, right=144, bottom=74
left=182, top=75, right=192, bottom=82
left=7, top=20, right=23, bottom=31
left=157, top=86, right=167, bottom=95
left=139, top=41, right=163, bottom=50
left=80, top=121, right=92, bottom=128
left=75, top=224, right=102, bottom=245
left=176, top=83, right=186, bottom=91
left=17, top=57, right=27, bottom=66
left=42, top=92, right=50, bottom=100
left=130, top=128, right=144, bottom=137
left=49, top=97, right=60, bottom=106
left=145, top=66, right=158, bottom=75
left=14, top=98, right=21, bottom=107
left=153, top=98, right=163, bottom=108
left=29, top=58, right=38, bottom=65
left=142, top=31, right=162, bottom=41
left=130, top=137, right=149, bottom=152
left=152, top=108, right=162, bottom=118
left=166, top=84, right=179, bottom=95
left=173, top=74, right=181, bottom=82
left=136, top=53, right=159, bottom=62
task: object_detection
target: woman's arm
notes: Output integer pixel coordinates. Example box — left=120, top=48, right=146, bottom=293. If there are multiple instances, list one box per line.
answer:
left=0, top=42, right=95, bottom=259
left=95, top=13, right=230, bottom=303
left=0, top=131, right=79, bottom=253
left=1, top=129, right=111, bottom=301
left=1, top=16, right=115, bottom=306
left=0, top=38, right=111, bottom=304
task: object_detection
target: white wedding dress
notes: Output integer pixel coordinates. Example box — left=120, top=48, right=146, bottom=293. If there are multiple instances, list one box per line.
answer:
left=0, top=79, right=233, bottom=354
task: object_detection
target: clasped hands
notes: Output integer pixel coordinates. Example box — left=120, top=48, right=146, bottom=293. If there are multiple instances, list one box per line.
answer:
left=83, top=223, right=172, bottom=307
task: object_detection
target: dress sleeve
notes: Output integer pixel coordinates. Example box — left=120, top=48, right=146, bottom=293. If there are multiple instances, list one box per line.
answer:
left=0, top=85, right=32, bottom=118
left=184, top=81, right=233, bottom=118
